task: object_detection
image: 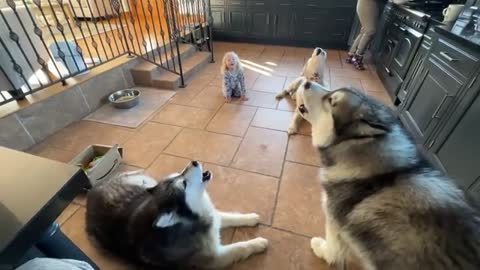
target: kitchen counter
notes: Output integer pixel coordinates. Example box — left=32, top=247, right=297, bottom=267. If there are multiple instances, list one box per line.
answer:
left=435, top=22, right=480, bottom=51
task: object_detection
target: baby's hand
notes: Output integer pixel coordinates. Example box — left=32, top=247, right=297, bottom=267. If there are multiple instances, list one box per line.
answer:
left=240, top=95, right=249, bottom=101
left=225, top=96, right=232, bottom=103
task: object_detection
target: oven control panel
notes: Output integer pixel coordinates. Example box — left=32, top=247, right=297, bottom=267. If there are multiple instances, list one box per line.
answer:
left=392, top=7, right=429, bottom=33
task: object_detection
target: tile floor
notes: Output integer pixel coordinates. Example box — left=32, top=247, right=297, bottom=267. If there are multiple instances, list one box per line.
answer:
left=30, top=42, right=392, bottom=270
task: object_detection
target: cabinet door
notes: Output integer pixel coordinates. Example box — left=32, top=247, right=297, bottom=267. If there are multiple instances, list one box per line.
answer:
left=274, top=7, right=296, bottom=39
left=399, top=57, right=463, bottom=144
left=427, top=87, right=480, bottom=191
left=246, top=9, right=271, bottom=37
left=211, top=7, right=226, bottom=32
left=227, top=8, right=247, bottom=35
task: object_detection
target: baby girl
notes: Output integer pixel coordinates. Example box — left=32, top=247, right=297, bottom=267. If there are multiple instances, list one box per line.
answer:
left=221, top=51, right=248, bottom=102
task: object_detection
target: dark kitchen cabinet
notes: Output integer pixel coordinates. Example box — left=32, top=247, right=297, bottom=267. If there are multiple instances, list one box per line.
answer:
left=211, top=0, right=356, bottom=48
left=211, top=7, right=226, bottom=32
left=226, top=8, right=247, bottom=35
left=399, top=56, right=463, bottom=144
left=246, top=9, right=271, bottom=37
left=273, top=6, right=296, bottom=39
left=425, top=73, right=480, bottom=200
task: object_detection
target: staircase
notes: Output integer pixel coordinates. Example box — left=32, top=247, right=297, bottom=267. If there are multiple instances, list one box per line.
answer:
left=130, top=43, right=211, bottom=89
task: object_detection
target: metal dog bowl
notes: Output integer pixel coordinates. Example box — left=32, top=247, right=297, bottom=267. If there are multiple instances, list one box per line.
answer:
left=108, top=89, right=140, bottom=109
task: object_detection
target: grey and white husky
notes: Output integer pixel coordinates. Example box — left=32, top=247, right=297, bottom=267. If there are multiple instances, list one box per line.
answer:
left=296, top=81, right=480, bottom=270
left=275, top=47, right=330, bottom=135
left=86, top=161, right=268, bottom=269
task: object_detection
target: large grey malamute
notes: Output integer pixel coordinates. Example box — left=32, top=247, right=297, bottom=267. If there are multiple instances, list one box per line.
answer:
left=296, top=81, right=480, bottom=270
left=86, top=161, right=268, bottom=269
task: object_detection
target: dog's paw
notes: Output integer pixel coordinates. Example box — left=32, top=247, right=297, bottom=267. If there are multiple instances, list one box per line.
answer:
left=249, top=237, right=269, bottom=253
left=243, top=213, right=261, bottom=226
left=310, top=237, right=327, bottom=259
left=287, top=126, right=298, bottom=135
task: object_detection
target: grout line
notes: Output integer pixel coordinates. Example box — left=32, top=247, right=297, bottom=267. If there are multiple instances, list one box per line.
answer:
left=269, top=128, right=290, bottom=226
left=14, top=113, right=36, bottom=146
left=227, top=107, right=258, bottom=167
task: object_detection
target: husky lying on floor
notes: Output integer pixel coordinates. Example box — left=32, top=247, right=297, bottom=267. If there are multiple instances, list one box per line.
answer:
left=275, top=47, right=330, bottom=135
left=295, top=81, right=480, bottom=270
left=86, top=161, right=268, bottom=269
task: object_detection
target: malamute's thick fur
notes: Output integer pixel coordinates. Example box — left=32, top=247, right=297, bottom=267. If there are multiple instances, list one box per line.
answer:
left=275, top=47, right=330, bottom=135
left=86, top=161, right=268, bottom=269
left=296, top=82, right=480, bottom=270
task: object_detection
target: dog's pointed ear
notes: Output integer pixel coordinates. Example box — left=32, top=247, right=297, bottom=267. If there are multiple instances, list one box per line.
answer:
left=355, top=107, right=391, bottom=137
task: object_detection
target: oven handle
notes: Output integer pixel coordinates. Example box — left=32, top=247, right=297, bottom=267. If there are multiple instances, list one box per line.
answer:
left=384, top=67, right=392, bottom=76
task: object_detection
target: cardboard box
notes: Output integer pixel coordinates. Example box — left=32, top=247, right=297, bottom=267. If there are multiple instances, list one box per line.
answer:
left=70, top=144, right=123, bottom=188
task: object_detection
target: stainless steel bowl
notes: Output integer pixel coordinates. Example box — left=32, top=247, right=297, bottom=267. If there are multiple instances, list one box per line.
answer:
left=108, top=89, right=140, bottom=109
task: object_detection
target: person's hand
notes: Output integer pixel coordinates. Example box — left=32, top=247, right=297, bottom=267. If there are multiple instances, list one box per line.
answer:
left=240, top=95, right=249, bottom=101
left=225, top=96, right=232, bottom=102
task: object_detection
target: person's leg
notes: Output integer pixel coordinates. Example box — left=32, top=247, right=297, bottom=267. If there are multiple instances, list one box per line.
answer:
left=347, top=29, right=364, bottom=64
left=353, top=0, right=380, bottom=70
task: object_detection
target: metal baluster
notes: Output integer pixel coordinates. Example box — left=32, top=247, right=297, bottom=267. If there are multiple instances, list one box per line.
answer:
left=82, top=0, right=109, bottom=61
left=45, top=0, right=83, bottom=74
left=147, top=0, right=165, bottom=67
left=168, top=0, right=185, bottom=86
left=206, top=0, right=214, bottom=62
left=153, top=0, right=171, bottom=70
left=179, top=0, right=188, bottom=39
left=138, top=0, right=157, bottom=61
left=123, top=0, right=143, bottom=56
left=0, top=36, right=32, bottom=97
left=20, top=0, right=65, bottom=82
left=111, top=0, right=135, bottom=56
left=163, top=0, right=177, bottom=72
left=67, top=0, right=97, bottom=67
left=99, top=0, right=122, bottom=55
left=1, top=1, right=44, bottom=87
left=130, top=0, right=150, bottom=59
left=33, top=1, right=73, bottom=77
left=91, top=0, right=116, bottom=58
left=56, top=0, right=89, bottom=71
left=0, top=64, right=22, bottom=102
left=75, top=0, right=103, bottom=64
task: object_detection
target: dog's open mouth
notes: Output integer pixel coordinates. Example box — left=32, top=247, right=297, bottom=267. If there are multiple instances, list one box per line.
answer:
left=202, top=171, right=212, bottom=182
left=298, top=104, right=308, bottom=114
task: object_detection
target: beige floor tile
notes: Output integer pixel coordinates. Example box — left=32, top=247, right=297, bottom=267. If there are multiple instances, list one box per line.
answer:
left=46, top=121, right=133, bottom=154
left=277, top=96, right=296, bottom=112
left=122, top=123, right=182, bottom=168
left=273, top=162, right=325, bottom=237
left=29, top=143, right=77, bottom=163
left=205, top=163, right=279, bottom=225
left=61, top=208, right=136, bottom=270
left=274, top=63, right=303, bottom=77
left=282, top=76, right=299, bottom=90
left=56, top=203, right=80, bottom=226
left=298, top=120, right=312, bottom=136
left=231, top=127, right=287, bottom=177
left=330, top=76, right=364, bottom=91
left=146, top=154, right=191, bottom=180
left=361, top=79, right=387, bottom=92
left=188, top=86, right=226, bottom=110
left=152, top=104, right=216, bottom=129
left=286, top=135, right=322, bottom=167
left=251, top=108, right=293, bottom=132
left=326, top=50, right=342, bottom=69
left=244, top=69, right=260, bottom=90
left=206, top=103, right=257, bottom=136
left=252, top=75, right=287, bottom=93
left=330, top=68, right=377, bottom=81
left=168, top=86, right=203, bottom=106
left=232, top=90, right=278, bottom=109
left=164, top=128, right=241, bottom=166
left=231, top=226, right=332, bottom=270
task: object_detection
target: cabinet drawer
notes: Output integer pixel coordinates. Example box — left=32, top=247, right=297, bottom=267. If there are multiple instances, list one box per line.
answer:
left=211, top=0, right=225, bottom=6
left=228, top=0, right=246, bottom=6
left=431, top=37, right=479, bottom=81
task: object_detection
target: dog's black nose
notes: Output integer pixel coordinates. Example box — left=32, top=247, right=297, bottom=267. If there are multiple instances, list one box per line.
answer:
left=298, top=104, right=307, bottom=114
left=191, top=161, right=199, bottom=167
